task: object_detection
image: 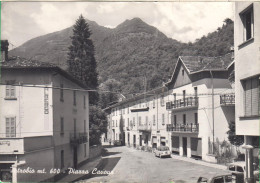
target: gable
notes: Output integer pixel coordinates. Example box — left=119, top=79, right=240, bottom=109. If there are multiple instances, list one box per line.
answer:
left=173, top=64, right=192, bottom=88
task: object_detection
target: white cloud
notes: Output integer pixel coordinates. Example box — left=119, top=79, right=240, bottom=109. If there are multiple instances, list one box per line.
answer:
left=30, top=2, right=89, bottom=33
left=1, top=2, right=234, bottom=46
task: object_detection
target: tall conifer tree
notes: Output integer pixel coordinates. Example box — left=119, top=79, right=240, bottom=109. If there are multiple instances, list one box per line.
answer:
left=67, top=15, right=99, bottom=105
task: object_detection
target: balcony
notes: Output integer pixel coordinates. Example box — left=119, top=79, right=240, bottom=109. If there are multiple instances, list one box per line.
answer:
left=70, top=132, right=88, bottom=146
left=0, top=138, right=24, bottom=154
left=166, top=97, right=198, bottom=111
left=138, top=124, right=152, bottom=132
left=166, top=123, right=199, bottom=133
left=220, top=94, right=235, bottom=106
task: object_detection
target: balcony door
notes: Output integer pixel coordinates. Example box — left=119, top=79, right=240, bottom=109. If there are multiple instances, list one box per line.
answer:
left=183, top=137, right=187, bottom=156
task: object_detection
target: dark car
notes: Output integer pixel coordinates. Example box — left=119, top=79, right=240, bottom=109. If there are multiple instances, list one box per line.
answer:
left=197, top=173, right=234, bottom=183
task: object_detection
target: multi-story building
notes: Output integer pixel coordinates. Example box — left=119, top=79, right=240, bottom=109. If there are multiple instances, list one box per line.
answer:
left=234, top=2, right=260, bottom=182
left=165, top=54, right=234, bottom=162
left=105, top=53, right=235, bottom=163
left=0, top=43, right=89, bottom=182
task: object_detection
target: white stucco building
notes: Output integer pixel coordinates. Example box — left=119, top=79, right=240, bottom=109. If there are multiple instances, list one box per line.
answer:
left=105, top=53, right=235, bottom=163
left=234, top=2, right=260, bottom=182
left=0, top=47, right=90, bottom=182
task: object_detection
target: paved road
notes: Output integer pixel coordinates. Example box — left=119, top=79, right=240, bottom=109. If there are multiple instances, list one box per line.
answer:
left=78, top=146, right=229, bottom=183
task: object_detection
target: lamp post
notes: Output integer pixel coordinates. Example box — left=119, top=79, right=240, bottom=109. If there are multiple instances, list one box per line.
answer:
left=242, top=144, right=254, bottom=183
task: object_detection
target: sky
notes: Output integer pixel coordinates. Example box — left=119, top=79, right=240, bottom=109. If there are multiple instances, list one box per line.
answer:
left=1, top=2, right=234, bottom=48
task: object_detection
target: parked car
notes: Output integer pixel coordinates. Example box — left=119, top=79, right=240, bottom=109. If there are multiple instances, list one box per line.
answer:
left=113, top=140, right=122, bottom=146
left=154, top=146, right=171, bottom=158
left=197, top=173, right=234, bottom=183
left=227, top=162, right=259, bottom=182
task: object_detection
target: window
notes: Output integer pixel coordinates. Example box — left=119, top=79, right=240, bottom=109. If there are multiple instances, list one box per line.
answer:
left=228, top=165, right=235, bottom=171
left=127, top=118, right=129, bottom=127
left=243, top=76, right=259, bottom=116
left=112, top=120, right=114, bottom=127
left=213, top=177, right=224, bottom=183
left=173, top=93, right=176, bottom=102
left=194, top=87, right=198, bottom=97
left=139, top=116, right=141, bottom=126
left=183, top=114, right=186, bottom=125
left=153, top=115, right=156, bottom=126
left=6, top=117, right=16, bottom=137
left=84, top=144, right=87, bottom=157
left=127, top=107, right=129, bottom=114
left=5, top=85, right=16, bottom=99
left=194, top=113, right=198, bottom=124
left=44, top=88, right=49, bottom=114
left=162, top=114, right=165, bottom=125
left=182, top=69, right=184, bottom=76
left=237, top=166, right=244, bottom=172
left=153, top=98, right=156, bottom=108
left=73, top=90, right=76, bottom=106
left=60, top=83, right=64, bottom=102
left=183, top=90, right=186, bottom=99
left=160, top=95, right=165, bottom=106
left=61, top=150, right=64, bottom=169
left=116, top=120, right=117, bottom=127
left=174, top=115, right=177, bottom=126
left=60, top=117, right=64, bottom=135
left=133, top=117, right=135, bottom=126
left=240, top=5, right=254, bottom=41
left=84, top=120, right=86, bottom=133
left=83, top=95, right=86, bottom=109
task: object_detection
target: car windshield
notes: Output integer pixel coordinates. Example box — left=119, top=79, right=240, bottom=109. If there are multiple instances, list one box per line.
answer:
left=197, top=177, right=208, bottom=183
left=160, top=147, right=169, bottom=151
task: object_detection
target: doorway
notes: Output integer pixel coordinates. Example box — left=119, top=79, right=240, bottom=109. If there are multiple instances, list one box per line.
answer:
left=73, top=147, right=78, bottom=168
left=183, top=137, right=187, bottom=156
left=139, top=135, right=142, bottom=146
left=133, top=135, right=136, bottom=148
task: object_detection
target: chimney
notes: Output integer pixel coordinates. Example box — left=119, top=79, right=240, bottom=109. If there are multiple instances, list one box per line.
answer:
left=1, top=40, right=9, bottom=62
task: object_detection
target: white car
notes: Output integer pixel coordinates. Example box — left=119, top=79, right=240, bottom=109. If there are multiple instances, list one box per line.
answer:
left=227, top=162, right=259, bottom=182
left=154, top=146, right=171, bottom=158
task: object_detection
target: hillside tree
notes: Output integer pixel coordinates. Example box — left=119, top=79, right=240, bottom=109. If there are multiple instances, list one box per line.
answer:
left=67, top=14, right=99, bottom=105
left=89, top=106, right=108, bottom=146
left=227, top=121, right=244, bottom=147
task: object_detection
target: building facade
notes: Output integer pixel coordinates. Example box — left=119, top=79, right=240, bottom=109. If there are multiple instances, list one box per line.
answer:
left=105, top=53, right=235, bottom=163
left=234, top=2, right=260, bottom=182
left=0, top=54, right=89, bottom=182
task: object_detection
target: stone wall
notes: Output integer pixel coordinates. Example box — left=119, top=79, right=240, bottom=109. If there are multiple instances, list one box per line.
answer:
left=89, top=145, right=102, bottom=159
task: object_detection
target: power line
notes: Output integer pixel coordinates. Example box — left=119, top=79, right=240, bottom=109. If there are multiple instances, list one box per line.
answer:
left=0, top=83, right=234, bottom=97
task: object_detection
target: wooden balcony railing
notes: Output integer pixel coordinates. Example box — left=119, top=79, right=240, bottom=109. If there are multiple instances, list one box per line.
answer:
left=166, top=97, right=198, bottom=110
left=166, top=123, right=199, bottom=133
left=220, top=94, right=235, bottom=106
left=70, top=132, right=88, bottom=145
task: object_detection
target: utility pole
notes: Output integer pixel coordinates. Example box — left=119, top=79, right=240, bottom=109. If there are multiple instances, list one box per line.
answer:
left=210, top=70, right=215, bottom=153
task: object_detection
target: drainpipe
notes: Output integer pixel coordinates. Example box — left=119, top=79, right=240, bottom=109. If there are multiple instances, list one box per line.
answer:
left=210, top=70, right=215, bottom=153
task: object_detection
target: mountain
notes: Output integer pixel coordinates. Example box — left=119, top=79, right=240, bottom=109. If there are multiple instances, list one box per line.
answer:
left=10, top=18, right=234, bottom=95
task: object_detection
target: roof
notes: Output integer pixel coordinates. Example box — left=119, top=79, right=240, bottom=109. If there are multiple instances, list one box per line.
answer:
left=104, top=85, right=167, bottom=111
left=179, top=53, right=233, bottom=73
left=1, top=56, right=88, bottom=89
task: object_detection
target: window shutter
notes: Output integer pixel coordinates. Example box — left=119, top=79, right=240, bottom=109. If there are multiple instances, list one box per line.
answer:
left=245, top=79, right=252, bottom=116
left=251, top=78, right=259, bottom=116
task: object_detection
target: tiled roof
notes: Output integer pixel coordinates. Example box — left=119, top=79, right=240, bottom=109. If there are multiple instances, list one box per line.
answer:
left=180, top=53, right=233, bottom=73
left=1, top=56, right=57, bottom=68
left=1, top=56, right=88, bottom=89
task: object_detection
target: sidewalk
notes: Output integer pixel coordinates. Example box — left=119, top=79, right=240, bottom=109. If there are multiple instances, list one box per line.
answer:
left=171, top=154, right=227, bottom=170
left=57, top=156, right=102, bottom=183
